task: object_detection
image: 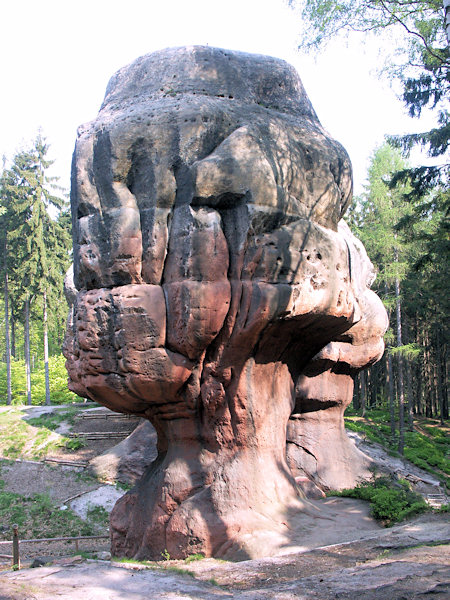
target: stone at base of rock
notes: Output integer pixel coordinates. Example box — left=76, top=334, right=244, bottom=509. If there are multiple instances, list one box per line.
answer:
left=89, top=421, right=157, bottom=484
left=295, top=476, right=326, bottom=499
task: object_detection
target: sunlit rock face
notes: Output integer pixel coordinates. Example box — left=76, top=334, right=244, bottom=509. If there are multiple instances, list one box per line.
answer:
left=64, top=46, right=387, bottom=560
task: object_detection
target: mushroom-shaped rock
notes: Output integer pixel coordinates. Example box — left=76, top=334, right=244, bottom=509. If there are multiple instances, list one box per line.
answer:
left=64, top=46, right=387, bottom=560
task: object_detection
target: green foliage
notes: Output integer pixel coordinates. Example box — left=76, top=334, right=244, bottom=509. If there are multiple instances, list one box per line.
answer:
left=11, top=135, right=71, bottom=304
left=290, top=1, right=448, bottom=66
left=348, top=143, right=411, bottom=296
left=184, top=553, right=205, bottom=563
left=26, top=407, right=79, bottom=430
left=30, top=355, right=77, bottom=405
left=389, top=343, right=422, bottom=360
left=86, top=505, right=109, bottom=528
left=336, top=475, right=428, bottom=525
left=0, top=354, right=77, bottom=405
left=345, top=409, right=450, bottom=488
left=161, top=548, right=171, bottom=561
left=1, top=134, right=72, bottom=405
left=64, top=438, right=86, bottom=451
left=404, top=432, right=450, bottom=476
left=291, top=0, right=449, bottom=300
left=0, top=360, right=27, bottom=404
left=291, top=3, right=450, bottom=334
left=0, top=488, right=97, bottom=540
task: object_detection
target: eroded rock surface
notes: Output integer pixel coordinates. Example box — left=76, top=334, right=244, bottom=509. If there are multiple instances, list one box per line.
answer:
left=64, top=46, right=387, bottom=560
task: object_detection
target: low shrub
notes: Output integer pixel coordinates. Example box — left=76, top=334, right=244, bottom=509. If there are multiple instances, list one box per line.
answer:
left=335, top=475, right=429, bottom=526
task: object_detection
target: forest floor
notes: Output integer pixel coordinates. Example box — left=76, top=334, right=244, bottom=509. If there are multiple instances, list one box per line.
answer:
left=0, top=404, right=448, bottom=599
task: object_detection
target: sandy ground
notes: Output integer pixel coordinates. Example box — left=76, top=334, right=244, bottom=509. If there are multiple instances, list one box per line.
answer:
left=0, top=513, right=448, bottom=600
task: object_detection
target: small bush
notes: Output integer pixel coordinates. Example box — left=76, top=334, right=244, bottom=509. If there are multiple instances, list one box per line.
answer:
left=87, top=505, right=109, bottom=528
left=185, top=553, right=205, bottom=563
left=336, top=475, right=428, bottom=526
left=64, top=438, right=86, bottom=451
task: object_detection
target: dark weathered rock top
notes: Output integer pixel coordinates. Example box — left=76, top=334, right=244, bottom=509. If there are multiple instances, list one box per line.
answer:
left=101, top=46, right=318, bottom=119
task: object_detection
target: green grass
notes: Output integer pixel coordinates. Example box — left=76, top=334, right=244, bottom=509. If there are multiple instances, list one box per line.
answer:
left=162, top=565, right=196, bottom=578
left=344, top=408, right=449, bottom=489
left=26, top=407, right=80, bottom=430
left=333, top=474, right=429, bottom=526
left=115, top=481, right=133, bottom=492
left=112, top=557, right=154, bottom=566
left=86, top=505, right=109, bottom=528
left=0, top=406, right=92, bottom=460
left=0, top=487, right=102, bottom=540
left=0, top=410, right=31, bottom=458
left=110, top=556, right=217, bottom=583
left=184, top=553, right=205, bottom=563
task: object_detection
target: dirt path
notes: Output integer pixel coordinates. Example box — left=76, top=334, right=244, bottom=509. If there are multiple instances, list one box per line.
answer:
left=0, top=513, right=448, bottom=600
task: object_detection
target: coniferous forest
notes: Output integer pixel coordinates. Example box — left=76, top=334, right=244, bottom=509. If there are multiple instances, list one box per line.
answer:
left=0, top=135, right=74, bottom=407
left=289, top=0, right=449, bottom=455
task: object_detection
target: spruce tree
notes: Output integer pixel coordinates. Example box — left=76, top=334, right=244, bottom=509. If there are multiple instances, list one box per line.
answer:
left=1, top=136, right=71, bottom=405
left=350, top=143, right=413, bottom=452
left=14, top=135, right=71, bottom=405
left=0, top=152, right=33, bottom=403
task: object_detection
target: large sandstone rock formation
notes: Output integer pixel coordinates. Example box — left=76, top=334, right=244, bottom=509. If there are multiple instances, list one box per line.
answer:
left=64, top=46, right=388, bottom=560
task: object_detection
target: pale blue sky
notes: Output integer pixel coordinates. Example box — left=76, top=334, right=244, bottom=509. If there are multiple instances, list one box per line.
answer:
left=1, top=0, right=434, bottom=196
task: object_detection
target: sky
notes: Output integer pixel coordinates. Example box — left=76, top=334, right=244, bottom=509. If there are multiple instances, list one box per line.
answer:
left=0, top=0, right=435, bottom=197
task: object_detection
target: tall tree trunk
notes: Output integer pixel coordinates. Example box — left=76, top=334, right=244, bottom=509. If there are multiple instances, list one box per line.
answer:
left=385, top=282, right=396, bottom=438
left=369, top=368, right=377, bottom=408
left=444, top=346, right=449, bottom=420
left=3, top=250, right=12, bottom=405
left=406, top=360, right=414, bottom=430
left=353, top=374, right=360, bottom=410
left=395, top=269, right=405, bottom=455
left=424, top=332, right=433, bottom=417
left=416, top=362, right=423, bottom=416
left=445, top=0, right=450, bottom=45
left=404, top=322, right=414, bottom=431
left=10, top=311, right=15, bottom=358
left=43, top=288, right=50, bottom=405
left=24, top=296, right=32, bottom=406
left=387, top=351, right=396, bottom=437
left=360, top=370, right=366, bottom=417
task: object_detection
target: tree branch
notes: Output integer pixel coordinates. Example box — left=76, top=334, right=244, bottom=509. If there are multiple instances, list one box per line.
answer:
left=378, top=0, right=449, bottom=66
